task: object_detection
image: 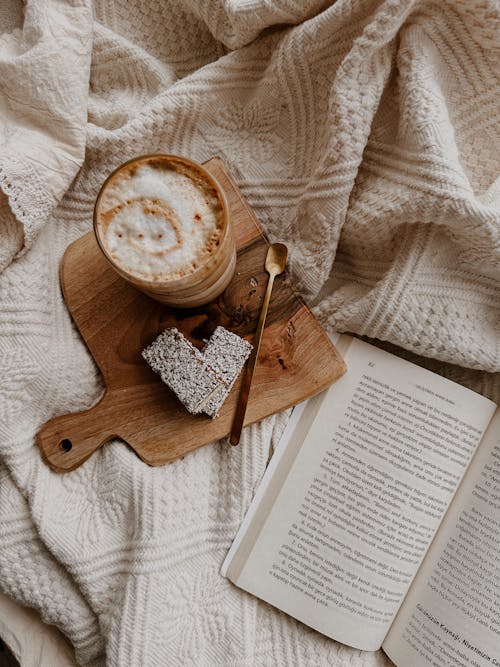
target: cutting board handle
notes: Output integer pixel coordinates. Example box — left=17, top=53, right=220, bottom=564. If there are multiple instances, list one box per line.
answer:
left=37, top=396, right=116, bottom=472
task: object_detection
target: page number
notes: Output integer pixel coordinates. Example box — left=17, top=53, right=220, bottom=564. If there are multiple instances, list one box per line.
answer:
left=368, top=361, right=375, bottom=367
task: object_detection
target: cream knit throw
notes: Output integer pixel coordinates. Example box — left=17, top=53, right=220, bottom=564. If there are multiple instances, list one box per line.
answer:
left=0, top=1, right=498, bottom=665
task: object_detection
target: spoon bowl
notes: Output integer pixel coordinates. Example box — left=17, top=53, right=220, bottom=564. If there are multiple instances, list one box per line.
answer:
left=265, top=243, right=288, bottom=276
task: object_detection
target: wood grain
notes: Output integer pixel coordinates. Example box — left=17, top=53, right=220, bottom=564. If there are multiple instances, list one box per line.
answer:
left=37, top=158, right=346, bottom=472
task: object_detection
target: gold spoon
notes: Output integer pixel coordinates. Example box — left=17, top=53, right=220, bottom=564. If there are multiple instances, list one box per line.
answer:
left=229, top=243, right=288, bottom=446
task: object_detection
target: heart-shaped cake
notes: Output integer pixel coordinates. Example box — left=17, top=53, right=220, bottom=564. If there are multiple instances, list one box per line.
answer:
left=142, top=327, right=252, bottom=418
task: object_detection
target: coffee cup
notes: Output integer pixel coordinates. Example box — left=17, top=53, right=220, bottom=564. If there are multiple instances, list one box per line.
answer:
left=93, top=154, right=236, bottom=307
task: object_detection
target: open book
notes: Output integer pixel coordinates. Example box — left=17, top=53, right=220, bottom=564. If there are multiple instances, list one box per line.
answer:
left=222, top=336, right=500, bottom=666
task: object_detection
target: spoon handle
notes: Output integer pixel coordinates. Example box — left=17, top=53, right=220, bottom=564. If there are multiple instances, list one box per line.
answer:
left=229, top=271, right=276, bottom=445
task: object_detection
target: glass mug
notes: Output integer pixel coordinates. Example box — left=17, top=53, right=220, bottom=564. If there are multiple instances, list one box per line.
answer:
left=93, top=154, right=236, bottom=307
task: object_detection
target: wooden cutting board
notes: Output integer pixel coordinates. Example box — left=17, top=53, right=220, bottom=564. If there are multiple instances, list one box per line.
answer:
left=37, top=158, right=346, bottom=472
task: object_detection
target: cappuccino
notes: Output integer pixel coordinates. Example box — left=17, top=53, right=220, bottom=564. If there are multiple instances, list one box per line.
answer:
left=94, top=155, right=236, bottom=307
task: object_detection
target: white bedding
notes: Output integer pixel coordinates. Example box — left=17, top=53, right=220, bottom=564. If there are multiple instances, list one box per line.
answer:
left=0, top=1, right=498, bottom=665
left=0, top=591, right=77, bottom=667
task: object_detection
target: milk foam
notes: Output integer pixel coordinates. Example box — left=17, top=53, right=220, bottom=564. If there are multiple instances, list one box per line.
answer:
left=97, top=161, right=223, bottom=280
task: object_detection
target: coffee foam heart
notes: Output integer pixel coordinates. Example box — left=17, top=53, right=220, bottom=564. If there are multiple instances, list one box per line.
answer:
left=96, top=160, right=224, bottom=281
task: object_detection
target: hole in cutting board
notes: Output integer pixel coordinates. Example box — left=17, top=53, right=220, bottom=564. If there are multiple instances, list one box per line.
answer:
left=60, top=438, right=73, bottom=452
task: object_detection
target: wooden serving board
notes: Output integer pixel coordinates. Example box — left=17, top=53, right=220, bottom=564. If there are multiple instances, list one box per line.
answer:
left=37, top=158, right=346, bottom=472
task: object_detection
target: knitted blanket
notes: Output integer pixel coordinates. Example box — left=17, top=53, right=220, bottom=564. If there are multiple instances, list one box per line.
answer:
left=0, top=1, right=498, bottom=665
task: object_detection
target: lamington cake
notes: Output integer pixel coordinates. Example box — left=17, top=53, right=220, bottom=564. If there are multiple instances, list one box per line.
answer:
left=142, top=326, right=252, bottom=417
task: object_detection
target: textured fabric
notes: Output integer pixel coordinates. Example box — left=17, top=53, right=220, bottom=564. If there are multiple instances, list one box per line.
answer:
left=0, top=589, right=78, bottom=667
left=0, top=0, right=499, bottom=665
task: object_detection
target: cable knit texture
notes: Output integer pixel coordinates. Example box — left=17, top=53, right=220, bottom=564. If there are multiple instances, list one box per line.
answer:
left=0, top=0, right=499, bottom=665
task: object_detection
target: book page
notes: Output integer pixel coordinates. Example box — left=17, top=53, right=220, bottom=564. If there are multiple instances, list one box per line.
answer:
left=383, top=409, right=500, bottom=667
left=224, top=338, right=496, bottom=651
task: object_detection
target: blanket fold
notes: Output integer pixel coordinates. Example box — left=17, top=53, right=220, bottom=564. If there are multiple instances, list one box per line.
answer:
left=0, top=0, right=92, bottom=261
